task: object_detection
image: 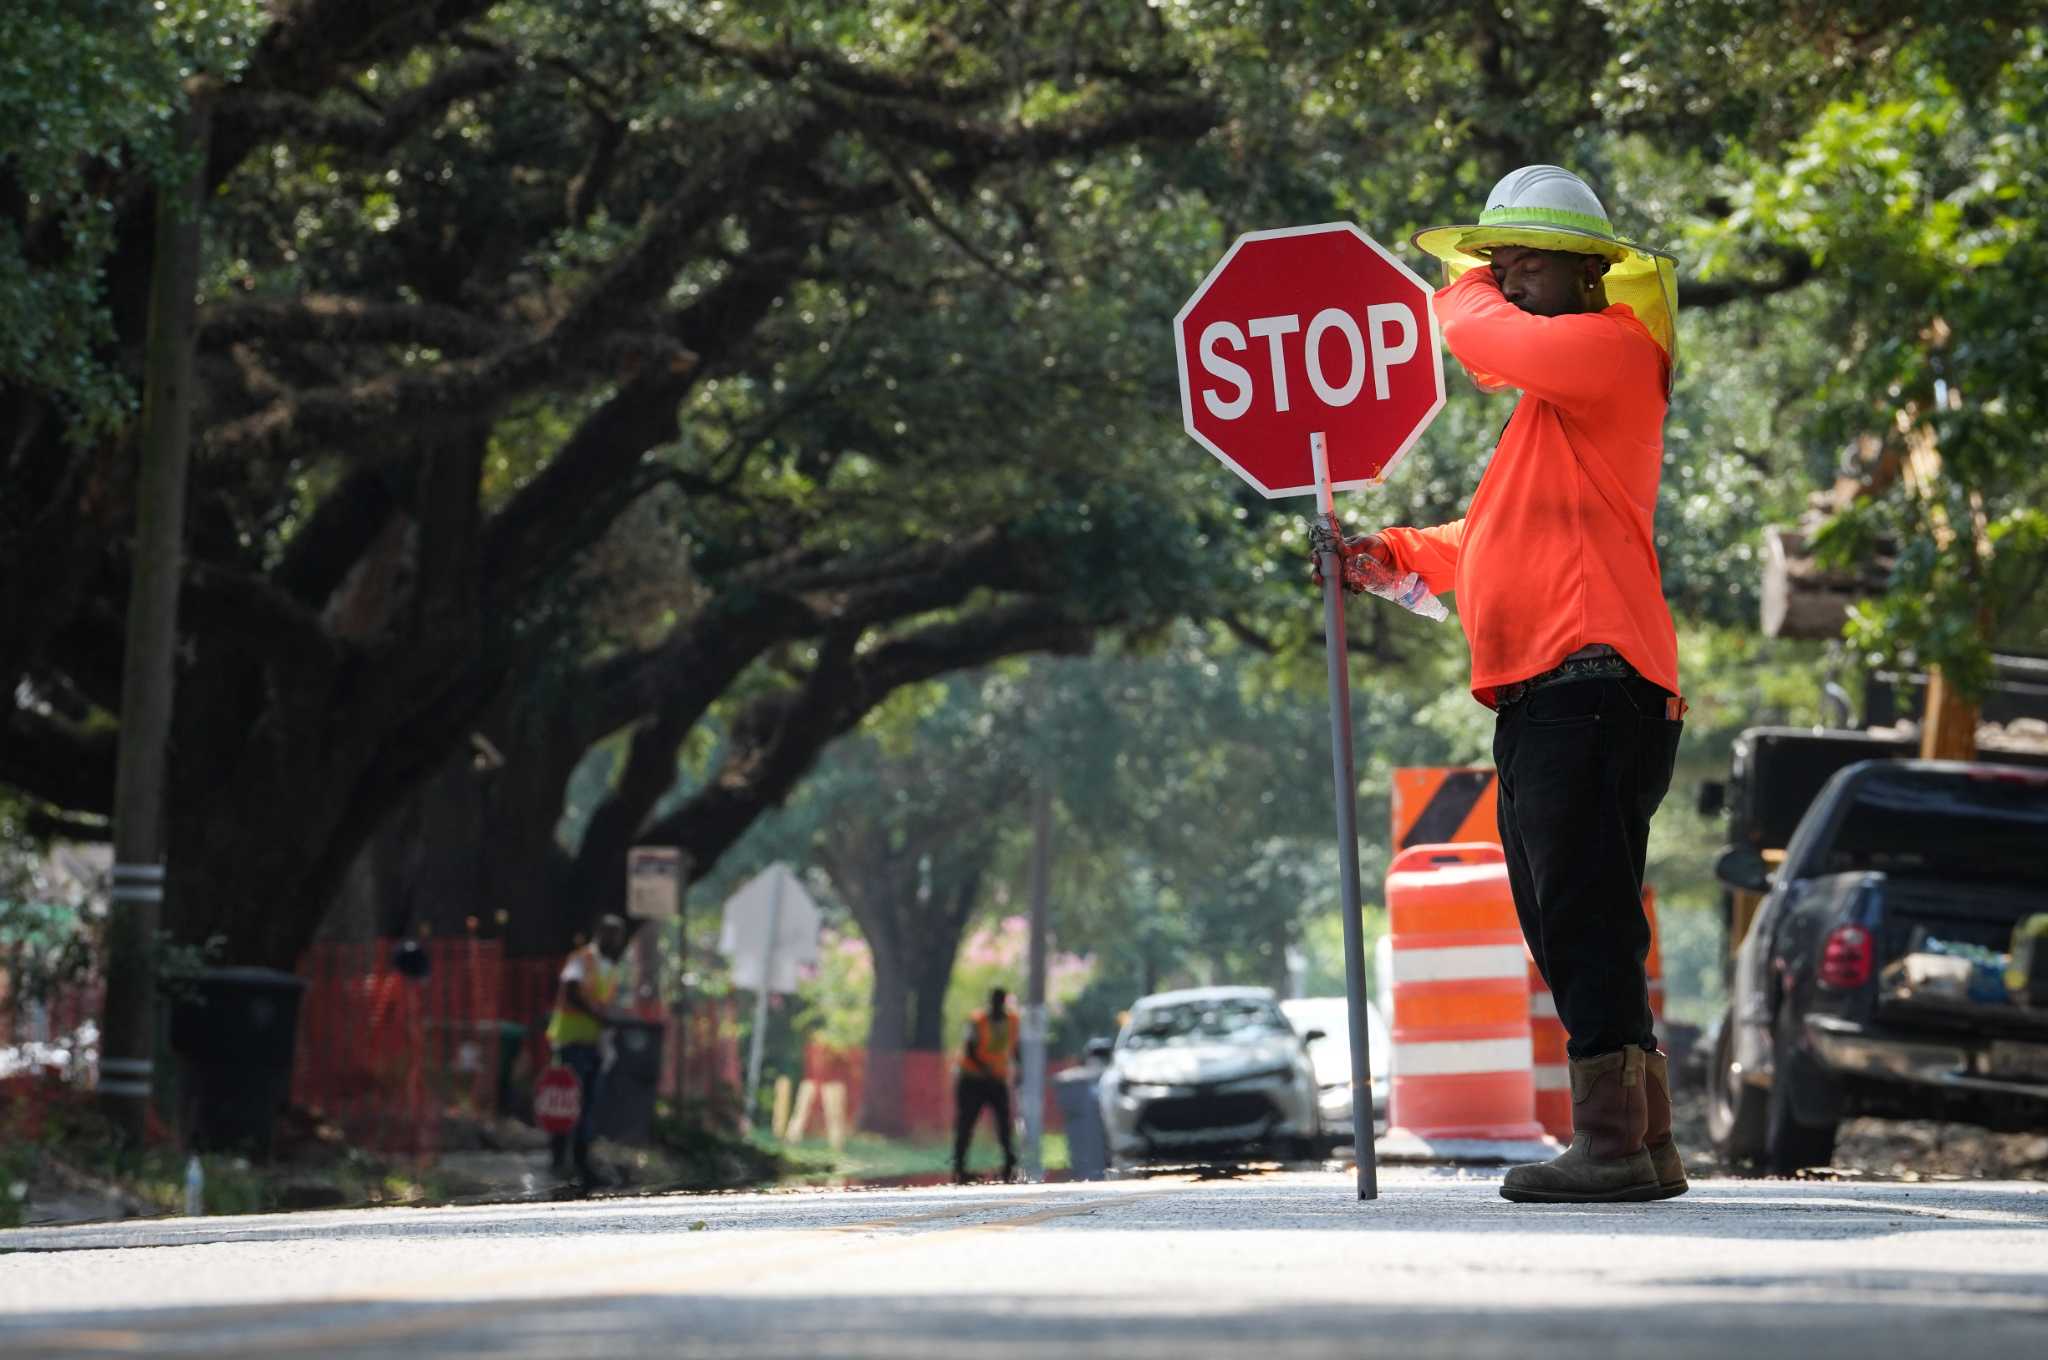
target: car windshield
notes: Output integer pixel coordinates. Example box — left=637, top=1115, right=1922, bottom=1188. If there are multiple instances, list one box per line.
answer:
left=1818, top=770, right=2048, bottom=888
left=1123, top=998, right=1290, bottom=1050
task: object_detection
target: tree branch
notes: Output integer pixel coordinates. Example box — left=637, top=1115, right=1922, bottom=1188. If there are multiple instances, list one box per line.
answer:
left=644, top=599, right=1095, bottom=879
left=481, top=211, right=819, bottom=597
left=200, top=293, right=502, bottom=354
left=181, top=560, right=347, bottom=669
left=1680, top=247, right=1819, bottom=311
left=682, top=30, right=1194, bottom=108
left=224, top=52, right=518, bottom=158
left=200, top=122, right=775, bottom=465
left=1, top=705, right=116, bottom=816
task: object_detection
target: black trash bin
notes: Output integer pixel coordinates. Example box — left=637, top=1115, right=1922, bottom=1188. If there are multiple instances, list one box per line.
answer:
left=593, top=1017, right=666, bottom=1145
left=167, top=966, right=309, bottom=1160
left=1053, top=1066, right=1108, bottom=1181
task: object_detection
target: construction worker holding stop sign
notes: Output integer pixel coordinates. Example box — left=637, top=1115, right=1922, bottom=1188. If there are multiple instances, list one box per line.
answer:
left=1324, top=166, right=1688, bottom=1204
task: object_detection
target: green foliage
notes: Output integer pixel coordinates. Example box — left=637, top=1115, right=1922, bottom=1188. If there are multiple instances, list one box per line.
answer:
left=0, top=897, right=95, bottom=1012
left=1696, top=29, right=2048, bottom=691
left=793, top=929, right=874, bottom=1052
left=0, top=0, right=263, bottom=435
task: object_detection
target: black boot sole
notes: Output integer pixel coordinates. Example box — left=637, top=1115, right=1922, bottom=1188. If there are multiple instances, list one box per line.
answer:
left=1499, top=1178, right=1663, bottom=1203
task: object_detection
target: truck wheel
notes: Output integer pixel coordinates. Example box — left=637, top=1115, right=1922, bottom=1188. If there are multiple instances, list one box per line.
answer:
left=1706, top=1005, right=1767, bottom=1170
left=1764, top=1021, right=1838, bottom=1175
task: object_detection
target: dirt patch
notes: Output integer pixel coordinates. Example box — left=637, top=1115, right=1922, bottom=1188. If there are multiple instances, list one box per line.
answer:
left=1670, top=1080, right=2048, bottom=1182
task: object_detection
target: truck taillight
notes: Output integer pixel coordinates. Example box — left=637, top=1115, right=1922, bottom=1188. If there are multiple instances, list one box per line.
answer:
left=1818, top=924, right=1873, bottom=989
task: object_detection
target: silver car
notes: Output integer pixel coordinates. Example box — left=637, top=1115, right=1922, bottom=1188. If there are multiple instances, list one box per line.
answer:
left=1279, top=995, right=1390, bottom=1152
left=1094, top=986, right=1322, bottom=1167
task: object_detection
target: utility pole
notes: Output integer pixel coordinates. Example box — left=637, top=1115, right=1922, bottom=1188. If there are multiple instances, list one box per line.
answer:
left=99, top=83, right=211, bottom=1145
left=1019, top=780, right=1052, bottom=1181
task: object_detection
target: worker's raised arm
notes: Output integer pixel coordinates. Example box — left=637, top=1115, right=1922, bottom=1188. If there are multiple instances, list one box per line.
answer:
left=1436, top=268, right=1647, bottom=410
left=1378, top=520, right=1465, bottom=598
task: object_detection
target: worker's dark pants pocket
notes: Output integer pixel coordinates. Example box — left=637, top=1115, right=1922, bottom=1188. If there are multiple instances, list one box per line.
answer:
left=953, top=1076, right=1015, bottom=1169
left=1493, top=676, right=1682, bottom=1060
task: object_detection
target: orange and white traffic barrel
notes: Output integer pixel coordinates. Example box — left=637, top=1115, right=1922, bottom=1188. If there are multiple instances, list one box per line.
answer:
left=1380, top=843, right=1556, bottom=1162
left=1526, top=955, right=1571, bottom=1141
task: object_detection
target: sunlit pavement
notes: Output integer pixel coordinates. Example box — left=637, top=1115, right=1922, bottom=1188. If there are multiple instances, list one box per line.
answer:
left=2, top=1166, right=2045, bottom=1357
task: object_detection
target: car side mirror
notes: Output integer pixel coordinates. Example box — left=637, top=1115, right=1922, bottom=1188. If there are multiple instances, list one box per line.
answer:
left=1302, top=1028, right=1328, bottom=1044
left=1696, top=779, right=1726, bottom=817
left=1714, top=845, right=1772, bottom=895
left=1085, top=1037, right=1113, bottom=1062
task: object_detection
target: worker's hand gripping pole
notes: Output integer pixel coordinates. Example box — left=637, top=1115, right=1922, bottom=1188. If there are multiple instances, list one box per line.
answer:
left=1311, top=432, right=1381, bottom=1201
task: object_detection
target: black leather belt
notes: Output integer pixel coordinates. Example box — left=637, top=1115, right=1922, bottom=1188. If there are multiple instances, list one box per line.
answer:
left=1494, top=644, right=1635, bottom=708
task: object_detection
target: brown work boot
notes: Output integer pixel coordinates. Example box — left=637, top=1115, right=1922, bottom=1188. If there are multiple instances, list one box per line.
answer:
left=1500, top=1047, right=1659, bottom=1203
left=1642, top=1048, right=1688, bottom=1199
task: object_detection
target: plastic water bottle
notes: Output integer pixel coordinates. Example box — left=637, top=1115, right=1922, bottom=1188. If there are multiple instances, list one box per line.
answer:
left=1370, top=571, right=1450, bottom=622
left=184, top=1154, right=204, bottom=1216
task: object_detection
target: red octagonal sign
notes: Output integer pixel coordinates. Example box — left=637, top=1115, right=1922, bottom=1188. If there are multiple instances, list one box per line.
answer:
left=1175, top=223, right=1445, bottom=498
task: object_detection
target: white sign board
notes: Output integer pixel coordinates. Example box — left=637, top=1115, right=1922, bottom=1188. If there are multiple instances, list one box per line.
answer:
left=718, top=863, right=822, bottom=995
left=627, top=846, right=683, bottom=919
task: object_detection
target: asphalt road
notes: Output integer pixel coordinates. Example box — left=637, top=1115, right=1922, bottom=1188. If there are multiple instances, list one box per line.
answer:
left=3, top=1167, right=2046, bottom=1358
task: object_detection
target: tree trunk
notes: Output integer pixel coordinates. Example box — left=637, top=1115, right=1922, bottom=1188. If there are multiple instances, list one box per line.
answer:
left=860, top=944, right=911, bottom=1136
left=1920, top=666, right=1980, bottom=761
left=907, top=905, right=972, bottom=1053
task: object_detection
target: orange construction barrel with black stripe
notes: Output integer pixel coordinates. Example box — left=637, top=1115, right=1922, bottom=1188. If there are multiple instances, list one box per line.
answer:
left=1383, top=842, right=1547, bottom=1146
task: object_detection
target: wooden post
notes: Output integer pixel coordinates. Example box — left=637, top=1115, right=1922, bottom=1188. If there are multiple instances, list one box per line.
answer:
left=770, top=1074, right=793, bottom=1139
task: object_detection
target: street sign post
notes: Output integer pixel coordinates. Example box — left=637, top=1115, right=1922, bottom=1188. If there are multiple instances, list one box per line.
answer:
left=535, top=1064, right=582, bottom=1136
left=1175, top=223, right=1448, bottom=1201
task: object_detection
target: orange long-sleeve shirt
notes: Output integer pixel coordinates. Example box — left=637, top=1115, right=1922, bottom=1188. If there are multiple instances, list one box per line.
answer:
left=1380, top=268, right=1678, bottom=708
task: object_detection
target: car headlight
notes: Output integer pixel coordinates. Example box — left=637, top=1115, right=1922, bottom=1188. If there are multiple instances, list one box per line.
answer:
left=1118, top=1080, right=1182, bottom=1100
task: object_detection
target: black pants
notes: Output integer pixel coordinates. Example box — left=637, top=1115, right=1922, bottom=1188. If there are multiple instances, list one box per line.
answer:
left=953, top=1075, right=1016, bottom=1173
left=1493, top=673, right=1683, bottom=1060
left=549, top=1041, right=604, bottom=1175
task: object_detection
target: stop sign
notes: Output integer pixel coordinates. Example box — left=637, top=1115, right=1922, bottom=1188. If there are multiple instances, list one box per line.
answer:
left=1174, top=223, right=1445, bottom=497
left=535, top=1063, right=582, bottom=1135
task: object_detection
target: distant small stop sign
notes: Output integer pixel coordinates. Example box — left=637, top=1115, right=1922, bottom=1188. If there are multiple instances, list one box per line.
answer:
left=535, top=1063, right=582, bottom=1135
left=1174, top=223, right=1445, bottom=497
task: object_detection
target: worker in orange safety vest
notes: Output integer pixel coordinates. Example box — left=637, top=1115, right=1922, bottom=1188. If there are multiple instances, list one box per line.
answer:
left=952, top=986, right=1019, bottom=1184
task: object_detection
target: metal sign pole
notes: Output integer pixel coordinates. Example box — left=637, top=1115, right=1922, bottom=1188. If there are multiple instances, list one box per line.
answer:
left=1312, top=431, right=1380, bottom=1201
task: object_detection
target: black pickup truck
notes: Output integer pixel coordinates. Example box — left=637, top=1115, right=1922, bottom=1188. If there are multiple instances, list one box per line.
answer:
left=1705, top=758, right=2048, bottom=1173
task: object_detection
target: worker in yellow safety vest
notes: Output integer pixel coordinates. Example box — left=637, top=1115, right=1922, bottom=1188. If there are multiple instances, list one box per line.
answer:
left=953, top=986, right=1019, bottom=1184
left=545, top=914, right=629, bottom=1187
